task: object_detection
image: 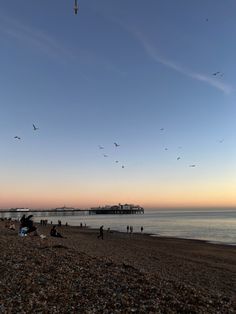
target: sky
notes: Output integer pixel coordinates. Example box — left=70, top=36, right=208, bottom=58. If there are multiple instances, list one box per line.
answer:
left=0, top=0, right=236, bottom=210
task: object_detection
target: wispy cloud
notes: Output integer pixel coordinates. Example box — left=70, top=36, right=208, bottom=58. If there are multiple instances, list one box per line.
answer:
left=112, top=17, right=233, bottom=94
left=0, top=13, right=75, bottom=63
left=0, top=12, right=125, bottom=75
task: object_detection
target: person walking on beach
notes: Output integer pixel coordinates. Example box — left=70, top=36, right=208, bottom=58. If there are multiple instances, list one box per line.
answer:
left=130, top=226, right=133, bottom=234
left=97, top=225, right=104, bottom=240
left=127, top=225, right=129, bottom=233
left=141, top=226, right=143, bottom=233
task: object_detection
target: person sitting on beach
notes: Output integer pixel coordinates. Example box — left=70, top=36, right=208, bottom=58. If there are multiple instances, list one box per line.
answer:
left=97, top=225, right=104, bottom=240
left=24, top=215, right=37, bottom=234
left=50, top=226, right=63, bottom=238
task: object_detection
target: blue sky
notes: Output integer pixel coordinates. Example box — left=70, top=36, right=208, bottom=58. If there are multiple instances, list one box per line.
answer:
left=0, top=0, right=235, bottom=209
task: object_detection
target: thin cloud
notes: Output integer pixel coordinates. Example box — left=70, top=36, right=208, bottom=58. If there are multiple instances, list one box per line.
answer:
left=113, top=18, right=233, bottom=94
left=0, top=14, right=75, bottom=62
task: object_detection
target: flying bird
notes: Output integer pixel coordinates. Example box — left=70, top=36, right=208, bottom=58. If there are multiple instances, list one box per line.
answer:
left=33, top=124, right=39, bottom=131
left=14, top=136, right=21, bottom=140
left=103, top=154, right=108, bottom=157
left=164, top=148, right=168, bottom=151
left=206, top=18, right=209, bottom=22
left=219, top=139, right=224, bottom=143
left=122, top=165, right=125, bottom=169
left=160, top=128, right=164, bottom=131
left=74, top=0, right=79, bottom=14
left=177, top=157, right=181, bottom=160
left=114, top=142, right=120, bottom=147
left=212, top=72, right=220, bottom=76
left=98, top=145, right=104, bottom=149
left=189, top=164, right=196, bottom=168
left=115, top=160, right=119, bottom=163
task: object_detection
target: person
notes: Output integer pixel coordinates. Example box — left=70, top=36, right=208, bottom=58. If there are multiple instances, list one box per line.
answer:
left=130, top=226, right=133, bottom=234
left=141, top=226, right=143, bottom=233
left=97, top=225, right=104, bottom=240
left=50, top=226, right=63, bottom=238
left=127, top=225, right=129, bottom=233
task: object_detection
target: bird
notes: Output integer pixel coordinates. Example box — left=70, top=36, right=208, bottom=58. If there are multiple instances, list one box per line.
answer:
left=219, top=139, right=224, bottom=143
left=115, top=160, right=119, bottom=163
left=164, top=148, right=168, bottom=151
left=103, top=154, right=108, bottom=157
left=122, top=165, right=125, bottom=169
left=189, top=164, right=196, bottom=167
left=160, top=128, right=164, bottom=131
left=33, top=124, right=39, bottom=131
left=98, top=145, right=104, bottom=149
left=114, top=142, right=120, bottom=147
left=206, top=18, right=209, bottom=22
left=74, top=0, right=79, bottom=14
left=14, top=136, right=21, bottom=140
left=177, top=157, right=181, bottom=160
left=212, top=72, right=220, bottom=76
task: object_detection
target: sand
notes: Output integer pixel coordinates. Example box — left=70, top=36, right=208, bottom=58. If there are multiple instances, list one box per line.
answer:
left=0, top=221, right=235, bottom=313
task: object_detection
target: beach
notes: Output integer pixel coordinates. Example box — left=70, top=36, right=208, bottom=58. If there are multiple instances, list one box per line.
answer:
left=0, top=221, right=235, bottom=313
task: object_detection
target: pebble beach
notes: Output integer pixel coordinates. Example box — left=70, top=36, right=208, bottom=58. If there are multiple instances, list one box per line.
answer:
left=0, top=221, right=235, bottom=313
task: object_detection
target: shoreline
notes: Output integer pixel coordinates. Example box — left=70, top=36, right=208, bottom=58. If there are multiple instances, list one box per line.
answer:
left=0, top=221, right=236, bottom=312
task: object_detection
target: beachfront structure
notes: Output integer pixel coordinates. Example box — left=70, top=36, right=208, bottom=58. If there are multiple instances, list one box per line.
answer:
left=90, top=203, right=144, bottom=215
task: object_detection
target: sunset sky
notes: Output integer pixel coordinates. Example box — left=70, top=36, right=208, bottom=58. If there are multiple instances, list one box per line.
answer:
left=0, top=0, right=236, bottom=209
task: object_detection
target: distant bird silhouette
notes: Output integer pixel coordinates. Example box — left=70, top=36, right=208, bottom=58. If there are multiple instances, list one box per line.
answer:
left=115, top=160, right=119, bottom=163
left=74, top=0, right=79, bottom=14
left=212, top=72, right=220, bottom=76
left=33, top=124, right=39, bottom=131
left=14, top=136, right=21, bottom=140
left=103, top=154, right=108, bottom=157
left=206, top=18, right=208, bottom=22
left=189, top=165, right=196, bottom=168
left=160, top=128, right=164, bottom=131
left=218, top=139, right=224, bottom=143
left=164, top=148, right=168, bottom=151
left=177, top=157, right=181, bottom=160
left=178, top=146, right=182, bottom=149
left=122, top=165, right=125, bottom=168
left=114, top=142, right=120, bottom=147
left=98, top=145, right=104, bottom=149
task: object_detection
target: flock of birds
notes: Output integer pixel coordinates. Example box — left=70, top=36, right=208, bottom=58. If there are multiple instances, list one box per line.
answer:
left=14, top=123, right=224, bottom=170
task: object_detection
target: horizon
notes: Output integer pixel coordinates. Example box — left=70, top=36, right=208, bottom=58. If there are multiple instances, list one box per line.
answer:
left=1, top=0, right=236, bottom=209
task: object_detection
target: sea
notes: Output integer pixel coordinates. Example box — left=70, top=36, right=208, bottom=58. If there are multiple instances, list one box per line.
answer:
left=2, top=209, right=235, bottom=245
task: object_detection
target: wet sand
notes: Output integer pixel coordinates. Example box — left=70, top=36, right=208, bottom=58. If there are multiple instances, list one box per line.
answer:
left=0, top=221, right=235, bottom=313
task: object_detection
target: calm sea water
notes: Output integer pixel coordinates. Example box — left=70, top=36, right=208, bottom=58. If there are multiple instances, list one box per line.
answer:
left=2, top=210, right=236, bottom=245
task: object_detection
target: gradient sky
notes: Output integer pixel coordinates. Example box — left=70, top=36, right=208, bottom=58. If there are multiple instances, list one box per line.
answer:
left=0, top=0, right=236, bottom=209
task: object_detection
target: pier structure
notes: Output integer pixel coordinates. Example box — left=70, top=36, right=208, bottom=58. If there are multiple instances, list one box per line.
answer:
left=89, top=204, right=144, bottom=215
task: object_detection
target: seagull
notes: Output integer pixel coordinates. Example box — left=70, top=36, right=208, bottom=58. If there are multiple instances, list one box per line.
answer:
left=189, top=164, right=196, bottom=168
left=14, top=136, right=21, bottom=140
left=98, top=145, right=104, bottom=149
left=177, top=157, right=181, bottom=160
left=219, top=139, right=224, bottom=143
left=33, top=124, right=39, bottom=131
left=212, top=72, right=220, bottom=76
left=103, top=154, right=108, bottom=157
left=114, top=142, right=120, bottom=147
left=164, top=148, right=168, bottom=151
left=122, top=165, right=125, bottom=169
left=160, top=128, right=164, bottom=131
left=115, top=160, right=119, bottom=163
left=74, top=0, right=79, bottom=14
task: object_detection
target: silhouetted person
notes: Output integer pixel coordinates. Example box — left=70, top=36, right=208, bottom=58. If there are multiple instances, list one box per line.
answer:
left=127, top=225, right=129, bottom=233
left=141, top=226, right=143, bottom=233
left=50, top=226, right=63, bottom=238
left=97, top=225, right=104, bottom=240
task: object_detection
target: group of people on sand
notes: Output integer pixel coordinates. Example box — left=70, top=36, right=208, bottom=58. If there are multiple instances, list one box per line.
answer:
left=18, top=214, right=65, bottom=238
left=127, top=225, right=144, bottom=233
